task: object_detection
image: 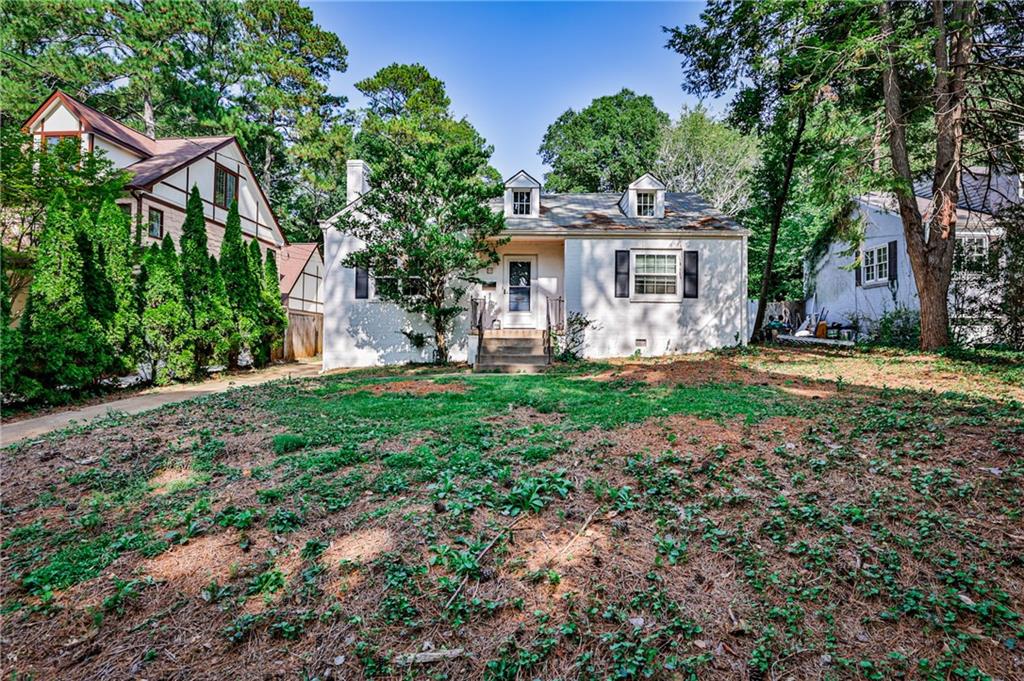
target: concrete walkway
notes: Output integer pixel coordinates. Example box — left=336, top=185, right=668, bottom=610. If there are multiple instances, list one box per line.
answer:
left=1, top=360, right=322, bottom=447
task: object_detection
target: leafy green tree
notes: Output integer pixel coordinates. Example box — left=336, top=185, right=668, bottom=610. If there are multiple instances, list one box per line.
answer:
left=218, top=199, right=258, bottom=367
left=539, top=89, right=669, bottom=192
left=141, top=237, right=192, bottom=384
left=19, top=191, right=111, bottom=401
left=179, top=185, right=230, bottom=377
left=1, top=130, right=127, bottom=301
left=352, top=63, right=487, bottom=166
left=668, top=0, right=1024, bottom=349
left=74, top=207, right=116, bottom=332
left=237, top=0, right=348, bottom=194
left=339, top=126, right=505, bottom=363
left=245, top=240, right=286, bottom=367
left=254, top=246, right=288, bottom=367
left=655, top=106, right=759, bottom=216
left=1, top=251, right=20, bottom=396
left=95, top=199, right=142, bottom=368
left=355, top=62, right=450, bottom=121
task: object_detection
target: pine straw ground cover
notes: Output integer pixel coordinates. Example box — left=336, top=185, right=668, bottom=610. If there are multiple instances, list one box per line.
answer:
left=1, top=347, right=1022, bottom=680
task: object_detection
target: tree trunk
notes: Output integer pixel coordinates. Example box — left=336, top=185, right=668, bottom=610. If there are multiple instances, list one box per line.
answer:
left=879, top=0, right=975, bottom=351
left=143, top=90, right=156, bottom=139
left=434, top=323, right=449, bottom=364
left=751, top=107, right=807, bottom=341
left=262, top=108, right=277, bottom=190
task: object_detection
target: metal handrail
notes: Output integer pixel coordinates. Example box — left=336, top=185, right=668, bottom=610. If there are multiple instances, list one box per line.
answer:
left=470, top=297, right=485, bottom=336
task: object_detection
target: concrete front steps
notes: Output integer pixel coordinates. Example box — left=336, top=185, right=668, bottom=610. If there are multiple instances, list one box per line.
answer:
left=474, top=329, right=550, bottom=373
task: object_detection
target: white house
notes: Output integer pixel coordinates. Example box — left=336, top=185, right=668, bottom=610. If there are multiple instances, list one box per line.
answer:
left=320, top=161, right=749, bottom=371
left=805, top=168, right=1020, bottom=333
left=21, top=90, right=287, bottom=257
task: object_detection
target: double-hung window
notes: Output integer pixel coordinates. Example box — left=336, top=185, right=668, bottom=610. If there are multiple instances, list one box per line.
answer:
left=636, top=191, right=655, bottom=217
left=861, top=244, right=888, bottom=285
left=512, top=190, right=532, bottom=216
left=634, top=252, right=678, bottom=297
left=214, top=164, right=239, bottom=209
left=957, top=236, right=987, bottom=267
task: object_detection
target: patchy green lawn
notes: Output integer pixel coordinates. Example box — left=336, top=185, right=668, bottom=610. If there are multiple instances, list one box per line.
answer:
left=2, top=348, right=1022, bottom=680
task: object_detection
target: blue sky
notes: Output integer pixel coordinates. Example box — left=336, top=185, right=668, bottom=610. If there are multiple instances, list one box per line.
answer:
left=307, top=1, right=725, bottom=181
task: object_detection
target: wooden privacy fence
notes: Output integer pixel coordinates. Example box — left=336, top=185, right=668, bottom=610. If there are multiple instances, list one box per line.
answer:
left=276, top=310, right=322, bottom=361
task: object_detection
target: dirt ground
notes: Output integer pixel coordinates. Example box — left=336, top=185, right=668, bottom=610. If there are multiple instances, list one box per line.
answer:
left=1, top=347, right=1021, bottom=680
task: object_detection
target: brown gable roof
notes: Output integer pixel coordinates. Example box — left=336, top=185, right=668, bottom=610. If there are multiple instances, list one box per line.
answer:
left=277, top=243, right=319, bottom=296
left=125, top=137, right=233, bottom=189
left=23, top=90, right=157, bottom=157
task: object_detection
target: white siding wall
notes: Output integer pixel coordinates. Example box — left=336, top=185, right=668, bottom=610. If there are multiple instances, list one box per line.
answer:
left=564, top=236, right=747, bottom=357
left=93, top=137, right=144, bottom=168
left=322, top=231, right=747, bottom=369
left=31, top=102, right=79, bottom=132
left=805, top=205, right=914, bottom=328
left=322, top=229, right=470, bottom=369
left=805, top=201, right=993, bottom=330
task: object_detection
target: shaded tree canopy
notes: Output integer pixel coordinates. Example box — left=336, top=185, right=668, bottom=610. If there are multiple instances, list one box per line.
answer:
left=338, top=65, right=504, bottom=363
left=0, top=0, right=351, bottom=243
left=539, top=89, right=669, bottom=193
left=654, top=105, right=760, bottom=216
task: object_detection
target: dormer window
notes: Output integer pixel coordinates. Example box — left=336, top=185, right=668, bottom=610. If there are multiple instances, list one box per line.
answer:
left=636, top=191, right=655, bottom=217
left=513, top=190, right=532, bottom=215
left=503, top=170, right=541, bottom=218
left=621, top=174, right=667, bottom=218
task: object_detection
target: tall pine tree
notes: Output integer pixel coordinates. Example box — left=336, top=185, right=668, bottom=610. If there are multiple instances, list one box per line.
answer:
left=141, top=237, right=193, bottom=384
left=20, top=191, right=111, bottom=401
left=179, top=185, right=231, bottom=377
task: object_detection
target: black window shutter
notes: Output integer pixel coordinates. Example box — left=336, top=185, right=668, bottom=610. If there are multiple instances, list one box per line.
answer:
left=888, top=240, right=897, bottom=282
left=614, top=250, right=629, bottom=298
left=855, top=255, right=862, bottom=287
left=355, top=267, right=369, bottom=299
left=683, top=251, right=699, bottom=299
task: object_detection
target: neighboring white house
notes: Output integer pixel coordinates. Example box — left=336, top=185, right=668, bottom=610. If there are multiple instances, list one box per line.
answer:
left=320, top=161, right=749, bottom=370
left=21, top=90, right=287, bottom=257
left=805, top=168, right=1020, bottom=333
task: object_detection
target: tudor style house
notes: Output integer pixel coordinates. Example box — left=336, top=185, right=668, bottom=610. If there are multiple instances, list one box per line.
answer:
left=22, top=90, right=287, bottom=257
left=320, top=161, right=749, bottom=371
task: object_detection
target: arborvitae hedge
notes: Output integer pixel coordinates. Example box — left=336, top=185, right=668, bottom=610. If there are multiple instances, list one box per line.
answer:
left=18, top=191, right=112, bottom=402
left=141, top=237, right=193, bottom=384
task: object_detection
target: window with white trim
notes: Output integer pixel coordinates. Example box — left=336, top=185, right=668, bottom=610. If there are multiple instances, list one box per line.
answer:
left=636, top=191, right=655, bottom=217
left=957, top=235, right=987, bottom=266
left=861, top=244, right=888, bottom=285
left=633, top=252, right=678, bottom=297
left=512, top=190, right=532, bottom=216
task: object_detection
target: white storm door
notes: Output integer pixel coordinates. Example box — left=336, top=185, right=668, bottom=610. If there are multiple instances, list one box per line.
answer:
left=503, top=255, right=537, bottom=328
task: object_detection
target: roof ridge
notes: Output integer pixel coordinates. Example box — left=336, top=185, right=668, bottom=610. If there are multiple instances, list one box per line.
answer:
left=59, top=89, right=157, bottom=141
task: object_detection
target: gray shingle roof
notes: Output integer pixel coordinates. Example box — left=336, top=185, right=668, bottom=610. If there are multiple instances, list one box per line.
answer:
left=913, top=167, right=1021, bottom=215
left=490, top=191, right=742, bottom=234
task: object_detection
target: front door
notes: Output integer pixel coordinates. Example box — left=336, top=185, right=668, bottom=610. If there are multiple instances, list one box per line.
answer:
left=503, top=255, right=537, bottom=328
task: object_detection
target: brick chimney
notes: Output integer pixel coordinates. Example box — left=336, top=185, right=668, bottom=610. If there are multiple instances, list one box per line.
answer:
left=346, top=159, right=370, bottom=204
